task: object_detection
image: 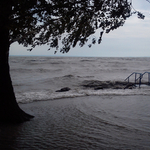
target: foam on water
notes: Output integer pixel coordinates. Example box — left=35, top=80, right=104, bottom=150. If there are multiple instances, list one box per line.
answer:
left=10, top=56, right=150, bottom=103
left=16, top=86, right=150, bottom=103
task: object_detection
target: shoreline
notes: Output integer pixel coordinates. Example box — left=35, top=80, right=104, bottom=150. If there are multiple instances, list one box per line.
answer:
left=1, top=95, right=150, bottom=149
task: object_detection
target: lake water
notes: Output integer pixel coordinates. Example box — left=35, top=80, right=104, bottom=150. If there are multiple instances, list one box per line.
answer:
left=9, top=56, right=150, bottom=103
left=1, top=56, right=150, bottom=149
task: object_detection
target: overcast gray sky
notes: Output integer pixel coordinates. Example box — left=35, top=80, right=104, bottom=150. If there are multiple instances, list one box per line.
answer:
left=10, top=0, right=150, bottom=57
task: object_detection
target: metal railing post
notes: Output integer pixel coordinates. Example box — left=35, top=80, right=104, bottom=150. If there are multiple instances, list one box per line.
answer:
left=139, top=74, right=142, bottom=88
left=135, top=73, right=137, bottom=84
left=148, top=73, right=150, bottom=85
left=124, top=72, right=150, bottom=88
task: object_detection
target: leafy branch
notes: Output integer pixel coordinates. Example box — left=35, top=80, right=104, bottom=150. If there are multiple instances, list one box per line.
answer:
left=131, top=0, right=145, bottom=19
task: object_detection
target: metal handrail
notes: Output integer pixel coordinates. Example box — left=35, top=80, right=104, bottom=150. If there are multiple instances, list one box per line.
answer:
left=124, top=72, right=149, bottom=88
left=135, top=72, right=150, bottom=85
left=124, top=72, right=142, bottom=83
left=124, top=72, right=136, bottom=81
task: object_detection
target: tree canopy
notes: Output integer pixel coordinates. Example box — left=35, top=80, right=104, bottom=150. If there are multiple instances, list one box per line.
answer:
left=4, top=0, right=136, bottom=54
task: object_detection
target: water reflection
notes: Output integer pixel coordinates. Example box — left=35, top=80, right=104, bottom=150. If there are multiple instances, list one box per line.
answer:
left=0, top=95, right=150, bottom=149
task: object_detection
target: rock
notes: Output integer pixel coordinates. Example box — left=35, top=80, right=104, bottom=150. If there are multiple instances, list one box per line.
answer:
left=94, top=86, right=103, bottom=90
left=82, top=80, right=102, bottom=88
left=82, top=80, right=136, bottom=90
left=113, top=86, right=123, bottom=89
left=124, top=86, right=133, bottom=89
left=124, top=83, right=135, bottom=89
left=55, top=87, right=71, bottom=92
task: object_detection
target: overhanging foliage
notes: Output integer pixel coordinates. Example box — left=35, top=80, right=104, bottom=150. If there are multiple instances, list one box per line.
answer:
left=2, top=0, right=144, bottom=53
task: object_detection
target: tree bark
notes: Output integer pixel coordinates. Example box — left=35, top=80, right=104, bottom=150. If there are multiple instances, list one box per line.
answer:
left=0, top=33, right=34, bottom=123
left=0, top=4, right=34, bottom=123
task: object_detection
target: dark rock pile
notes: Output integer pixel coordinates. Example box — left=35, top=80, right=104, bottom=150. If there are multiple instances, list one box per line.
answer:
left=55, top=80, right=137, bottom=92
left=55, top=87, right=71, bottom=92
left=81, top=80, right=136, bottom=90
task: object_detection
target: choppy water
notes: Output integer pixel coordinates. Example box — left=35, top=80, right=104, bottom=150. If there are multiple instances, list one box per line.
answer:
left=9, top=56, right=150, bottom=103
left=1, top=56, right=150, bottom=149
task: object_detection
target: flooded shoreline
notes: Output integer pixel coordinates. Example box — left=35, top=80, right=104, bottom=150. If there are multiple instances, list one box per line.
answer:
left=1, top=95, right=150, bottom=149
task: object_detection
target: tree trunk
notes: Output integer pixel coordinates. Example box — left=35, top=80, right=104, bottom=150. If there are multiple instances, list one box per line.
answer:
left=0, top=41, right=34, bottom=124
left=0, top=14, right=34, bottom=124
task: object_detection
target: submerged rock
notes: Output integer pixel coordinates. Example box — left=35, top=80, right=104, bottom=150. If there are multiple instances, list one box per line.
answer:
left=94, top=86, right=103, bottom=90
left=124, top=83, right=136, bottom=89
left=81, top=80, right=135, bottom=90
left=56, top=87, right=71, bottom=92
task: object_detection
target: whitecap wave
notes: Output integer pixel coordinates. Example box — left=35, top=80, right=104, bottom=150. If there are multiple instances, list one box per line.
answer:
left=16, top=87, right=150, bottom=104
